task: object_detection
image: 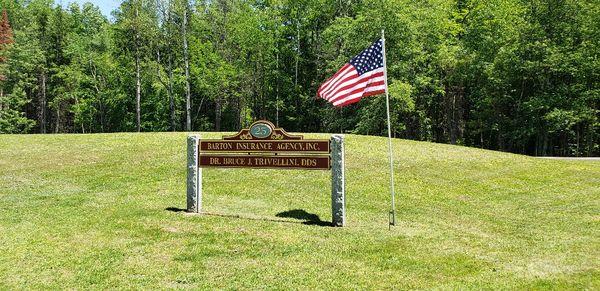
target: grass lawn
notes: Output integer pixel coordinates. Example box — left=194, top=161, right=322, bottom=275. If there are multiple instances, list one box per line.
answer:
left=0, top=132, right=598, bottom=289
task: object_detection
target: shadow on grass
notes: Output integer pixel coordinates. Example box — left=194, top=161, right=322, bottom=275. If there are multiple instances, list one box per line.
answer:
left=165, top=207, right=332, bottom=227
left=165, top=207, right=187, bottom=213
left=276, top=209, right=332, bottom=227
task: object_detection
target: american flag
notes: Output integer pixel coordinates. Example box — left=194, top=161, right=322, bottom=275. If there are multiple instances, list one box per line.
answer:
left=317, top=39, right=387, bottom=107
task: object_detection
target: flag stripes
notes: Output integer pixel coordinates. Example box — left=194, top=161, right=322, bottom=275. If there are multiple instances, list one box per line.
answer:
left=317, top=39, right=386, bottom=107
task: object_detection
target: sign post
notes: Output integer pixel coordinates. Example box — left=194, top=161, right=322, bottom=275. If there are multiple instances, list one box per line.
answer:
left=186, top=120, right=346, bottom=226
left=330, top=135, right=345, bottom=227
left=187, top=135, right=202, bottom=213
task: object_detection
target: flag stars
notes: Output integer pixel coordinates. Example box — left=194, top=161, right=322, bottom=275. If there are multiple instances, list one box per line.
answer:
left=318, top=38, right=387, bottom=105
left=350, top=39, right=385, bottom=75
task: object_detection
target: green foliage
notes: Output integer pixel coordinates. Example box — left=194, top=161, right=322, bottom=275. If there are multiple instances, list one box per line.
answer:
left=0, top=0, right=597, bottom=156
left=0, top=86, right=35, bottom=133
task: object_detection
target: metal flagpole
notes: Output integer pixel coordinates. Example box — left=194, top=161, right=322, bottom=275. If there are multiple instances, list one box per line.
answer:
left=382, top=29, right=397, bottom=228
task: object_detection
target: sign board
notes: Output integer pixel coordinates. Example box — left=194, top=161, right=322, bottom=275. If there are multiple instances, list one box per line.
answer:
left=187, top=120, right=346, bottom=226
left=199, top=140, right=330, bottom=154
left=198, top=120, right=331, bottom=170
left=199, top=155, right=330, bottom=170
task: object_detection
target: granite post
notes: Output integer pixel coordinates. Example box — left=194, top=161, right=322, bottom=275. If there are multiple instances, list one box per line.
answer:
left=331, top=135, right=346, bottom=226
left=187, top=135, right=202, bottom=213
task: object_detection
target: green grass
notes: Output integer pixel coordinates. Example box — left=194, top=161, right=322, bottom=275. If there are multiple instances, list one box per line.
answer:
left=0, top=132, right=598, bottom=289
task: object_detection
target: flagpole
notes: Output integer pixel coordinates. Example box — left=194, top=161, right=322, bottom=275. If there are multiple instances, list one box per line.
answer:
left=382, top=29, right=397, bottom=228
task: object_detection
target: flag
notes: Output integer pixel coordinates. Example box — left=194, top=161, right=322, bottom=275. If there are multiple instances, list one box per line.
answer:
left=317, top=39, right=387, bottom=107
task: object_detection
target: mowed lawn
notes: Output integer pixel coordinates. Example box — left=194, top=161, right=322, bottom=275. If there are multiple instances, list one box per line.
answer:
left=0, top=133, right=598, bottom=289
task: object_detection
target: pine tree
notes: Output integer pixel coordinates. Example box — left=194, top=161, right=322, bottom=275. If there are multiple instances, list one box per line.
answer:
left=0, top=8, right=14, bottom=100
left=0, top=8, right=34, bottom=133
left=0, top=9, right=13, bottom=46
left=0, top=8, right=14, bottom=81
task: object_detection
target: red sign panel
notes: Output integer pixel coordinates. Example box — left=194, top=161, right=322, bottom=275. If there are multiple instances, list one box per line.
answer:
left=198, top=155, right=330, bottom=170
left=197, top=120, right=330, bottom=171
left=199, top=140, right=330, bottom=153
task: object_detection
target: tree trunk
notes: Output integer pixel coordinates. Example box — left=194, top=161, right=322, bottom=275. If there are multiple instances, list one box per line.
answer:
left=294, top=10, right=300, bottom=114
left=55, top=102, right=60, bottom=133
left=157, top=49, right=175, bottom=132
left=90, top=62, right=105, bottom=133
left=237, top=97, right=242, bottom=130
left=576, top=124, right=580, bottom=157
left=294, top=11, right=300, bottom=87
left=543, top=132, right=548, bottom=156
left=168, top=53, right=175, bottom=131
left=183, top=1, right=191, bottom=131
left=40, top=72, right=47, bottom=134
left=587, top=124, right=593, bottom=156
left=75, top=96, right=84, bottom=133
left=215, top=96, right=221, bottom=131
left=136, top=49, right=141, bottom=132
left=135, top=5, right=141, bottom=132
left=275, top=48, right=279, bottom=127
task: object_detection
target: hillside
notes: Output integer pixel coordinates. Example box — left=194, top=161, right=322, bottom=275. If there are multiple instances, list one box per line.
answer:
left=0, top=133, right=598, bottom=289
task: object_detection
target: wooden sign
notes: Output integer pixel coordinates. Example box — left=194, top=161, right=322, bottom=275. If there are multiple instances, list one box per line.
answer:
left=199, top=155, right=330, bottom=170
left=198, top=120, right=331, bottom=170
left=199, top=140, right=330, bottom=153
left=187, top=121, right=346, bottom=226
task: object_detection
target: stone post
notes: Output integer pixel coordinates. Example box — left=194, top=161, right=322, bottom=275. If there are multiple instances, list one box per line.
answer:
left=331, top=135, right=346, bottom=226
left=187, top=135, right=202, bottom=213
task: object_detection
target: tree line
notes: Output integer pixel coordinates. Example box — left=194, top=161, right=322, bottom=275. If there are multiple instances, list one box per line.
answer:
left=0, top=0, right=597, bottom=156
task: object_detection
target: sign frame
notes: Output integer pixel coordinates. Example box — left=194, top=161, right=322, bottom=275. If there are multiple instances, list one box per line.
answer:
left=186, top=120, right=346, bottom=226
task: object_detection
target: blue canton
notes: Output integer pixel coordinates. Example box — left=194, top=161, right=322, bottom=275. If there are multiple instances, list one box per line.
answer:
left=349, top=39, right=384, bottom=76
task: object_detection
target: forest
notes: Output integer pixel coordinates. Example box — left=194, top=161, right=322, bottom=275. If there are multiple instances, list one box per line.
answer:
left=0, top=0, right=597, bottom=156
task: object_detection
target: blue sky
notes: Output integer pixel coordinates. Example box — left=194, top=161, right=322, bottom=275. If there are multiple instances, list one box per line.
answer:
left=65, top=0, right=121, bottom=18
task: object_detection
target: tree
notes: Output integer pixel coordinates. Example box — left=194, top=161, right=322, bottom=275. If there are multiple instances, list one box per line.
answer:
left=0, top=8, right=14, bottom=92
left=155, top=0, right=179, bottom=131
left=181, top=0, right=192, bottom=131
left=0, top=9, right=36, bottom=133
left=0, top=0, right=596, bottom=156
left=114, top=0, right=156, bottom=132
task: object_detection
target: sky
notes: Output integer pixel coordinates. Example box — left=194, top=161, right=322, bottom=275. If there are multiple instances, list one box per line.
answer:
left=64, top=0, right=121, bottom=18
